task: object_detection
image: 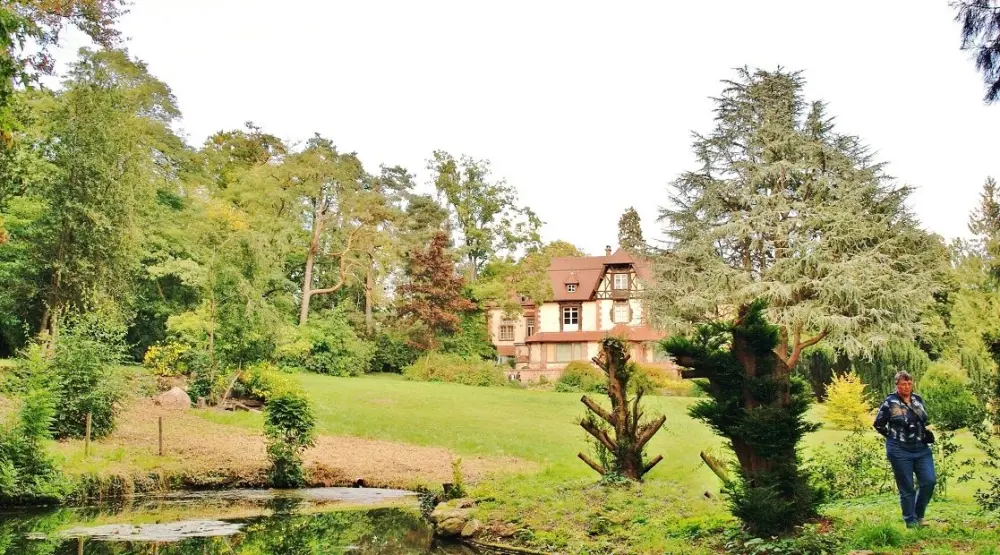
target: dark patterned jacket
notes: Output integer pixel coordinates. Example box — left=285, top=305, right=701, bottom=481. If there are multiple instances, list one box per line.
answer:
left=873, top=392, right=929, bottom=445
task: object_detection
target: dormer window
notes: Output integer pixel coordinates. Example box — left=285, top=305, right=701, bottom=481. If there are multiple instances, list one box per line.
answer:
left=566, top=284, right=577, bottom=293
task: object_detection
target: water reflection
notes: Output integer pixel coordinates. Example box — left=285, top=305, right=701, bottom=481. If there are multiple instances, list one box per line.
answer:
left=0, top=489, right=490, bottom=554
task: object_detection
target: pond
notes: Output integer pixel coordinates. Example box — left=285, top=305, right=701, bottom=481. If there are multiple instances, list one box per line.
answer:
left=0, top=488, right=495, bottom=554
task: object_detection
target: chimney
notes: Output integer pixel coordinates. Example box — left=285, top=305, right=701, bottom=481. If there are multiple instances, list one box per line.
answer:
left=605, top=245, right=612, bottom=257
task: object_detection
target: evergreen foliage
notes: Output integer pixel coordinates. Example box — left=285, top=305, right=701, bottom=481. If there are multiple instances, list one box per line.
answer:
left=823, top=372, right=871, bottom=430
left=954, top=1, right=1000, bottom=103
left=617, top=207, right=646, bottom=254
left=663, top=300, right=823, bottom=536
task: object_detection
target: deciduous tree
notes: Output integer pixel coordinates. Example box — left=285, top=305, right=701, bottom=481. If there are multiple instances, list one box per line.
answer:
left=429, top=151, right=541, bottom=282
left=397, top=231, right=475, bottom=350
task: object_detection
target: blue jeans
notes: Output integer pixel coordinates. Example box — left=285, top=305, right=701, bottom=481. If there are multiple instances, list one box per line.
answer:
left=886, top=439, right=936, bottom=525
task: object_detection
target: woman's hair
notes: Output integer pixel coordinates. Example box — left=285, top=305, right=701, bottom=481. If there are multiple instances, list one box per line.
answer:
left=894, top=371, right=913, bottom=384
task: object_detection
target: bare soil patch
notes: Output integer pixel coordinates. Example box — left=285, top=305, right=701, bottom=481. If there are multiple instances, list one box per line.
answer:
left=54, top=399, right=532, bottom=490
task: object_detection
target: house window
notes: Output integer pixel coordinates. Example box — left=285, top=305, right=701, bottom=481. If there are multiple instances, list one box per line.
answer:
left=563, top=306, right=579, bottom=326
left=613, top=273, right=629, bottom=290
left=499, top=323, right=515, bottom=341
left=556, top=343, right=585, bottom=362
left=566, top=284, right=577, bottom=293
left=613, top=301, right=630, bottom=323
left=526, top=317, right=535, bottom=337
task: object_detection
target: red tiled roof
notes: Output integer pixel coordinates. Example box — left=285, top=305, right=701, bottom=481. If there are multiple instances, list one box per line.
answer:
left=548, top=248, right=652, bottom=301
left=525, top=325, right=665, bottom=344
left=496, top=345, right=516, bottom=356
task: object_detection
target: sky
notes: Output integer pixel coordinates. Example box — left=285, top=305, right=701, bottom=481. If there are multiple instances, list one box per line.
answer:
left=51, top=0, right=1000, bottom=256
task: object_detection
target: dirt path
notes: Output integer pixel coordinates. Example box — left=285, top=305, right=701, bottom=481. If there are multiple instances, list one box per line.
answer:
left=54, top=400, right=532, bottom=490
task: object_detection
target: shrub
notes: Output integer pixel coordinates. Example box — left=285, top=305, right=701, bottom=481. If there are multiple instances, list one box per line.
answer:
left=281, top=310, right=375, bottom=376
left=234, top=363, right=299, bottom=403
left=142, top=342, right=190, bottom=377
left=0, top=383, right=69, bottom=505
left=554, top=361, right=606, bottom=393
left=824, top=371, right=872, bottom=430
left=403, top=353, right=507, bottom=387
left=264, top=392, right=315, bottom=488
left=632, top=364, right=698, bottom=397
left=369, top=329, right=419, bottom=374
left=920, top=363, right=985, bottom=431
left=809, top=428, right=894, bottom=500
left=439, top=312, right=497, bottom=361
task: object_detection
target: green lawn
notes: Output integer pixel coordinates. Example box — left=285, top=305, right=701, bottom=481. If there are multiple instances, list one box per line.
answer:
left=198, top=373, right=1000, bottom=554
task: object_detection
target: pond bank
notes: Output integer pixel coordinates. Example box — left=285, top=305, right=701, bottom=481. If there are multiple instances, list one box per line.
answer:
left=1, top=488, right=500, bottom=554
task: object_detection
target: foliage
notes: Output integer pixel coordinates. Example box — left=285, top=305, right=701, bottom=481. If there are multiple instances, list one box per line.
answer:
left=234, top=362, right=299, bottom=403
left=263, top=392, right=315, bottom=488
left=954, top=2, right=1000, bottom=103
left=920, top=363, right=986, bottom=430
left=11, top=313, right=129, bottom=440
left=631, top=363, right=699, bottom=397
left=652, top=67, right=941, bottom=369
left=473, top=240, right=586, bottom=312
left=617, top=206, right=646, bottom=254
left=851, top=340, right=930, bottom=398
left=439, top=310, right=496, bottom=360
left=0, top=373, right=68, bottom=505
left=554, top=361, right=607, bottom=393
left=664, top=300, right=823, bottom=536
left=142, top=341, right=189, bottom=377
left=720, top=524, right=842, bottom=555
left=368, top=327, right=419, bottom=373
left=287, top=309, right=375, bottom=377
left=808, top=428, right=894, bottom=500
left=402, top=352, right=508, bottom=387
left=397, top=231, right=476, bottom=350
left=823, top=372, right=872, bottom=430
left=428, top=150, right=542, bottom=281
left=446, top=457, right=466, bottom=500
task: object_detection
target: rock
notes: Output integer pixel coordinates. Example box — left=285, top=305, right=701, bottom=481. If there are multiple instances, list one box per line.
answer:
left=154, top=387, right=192, bottom=409
left=436, top=516, right=468, bottom=537
left=430, top=498, right=476, bottom=538
left=460, top=519, right=483, bottom=538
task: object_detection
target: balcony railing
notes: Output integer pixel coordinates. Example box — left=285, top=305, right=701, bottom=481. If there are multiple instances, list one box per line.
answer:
left=611, top=289, right=630, bottom=300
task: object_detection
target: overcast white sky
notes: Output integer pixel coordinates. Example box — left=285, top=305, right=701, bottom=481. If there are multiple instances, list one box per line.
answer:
left=52, top=0, right=1000, bottom=255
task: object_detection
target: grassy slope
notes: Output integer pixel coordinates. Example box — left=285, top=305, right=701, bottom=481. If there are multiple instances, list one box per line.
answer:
left=199, top=374, right=999, bottom=554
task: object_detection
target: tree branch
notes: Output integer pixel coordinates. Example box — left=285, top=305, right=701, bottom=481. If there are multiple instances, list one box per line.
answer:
left=581, top=396, right=616, bottom=426
left=635, top=415, right=666, bottom=450
left=642, top=454, right=664, bottom=475
left=786, top=328, right=830, bottom=369
left=310, top=227, right=362, bottom=296
left=578, top=453, right=605, bottom=476
left=580, top=419, right=617, bottom=453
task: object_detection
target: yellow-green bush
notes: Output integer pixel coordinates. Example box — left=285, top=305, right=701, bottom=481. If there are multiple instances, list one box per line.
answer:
left=632, top=364, right=698, bottom=396
left=142, top=342, right=189, bottom=376
left=235, top=363, right=300, bottom=402
left=824, top=371, right=872, bottom=430
left=403, top=353, right=508, bottom=387
left=554, top=361, right=606, bottom=393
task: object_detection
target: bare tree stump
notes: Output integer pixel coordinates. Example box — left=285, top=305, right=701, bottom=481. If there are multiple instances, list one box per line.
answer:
left=577, top=336, right=666, bottom=480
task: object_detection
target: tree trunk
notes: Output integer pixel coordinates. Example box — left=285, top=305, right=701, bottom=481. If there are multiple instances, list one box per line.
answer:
left=364, top=253, right=375, bottom=334
left=298, top=209, right=323, bottom=327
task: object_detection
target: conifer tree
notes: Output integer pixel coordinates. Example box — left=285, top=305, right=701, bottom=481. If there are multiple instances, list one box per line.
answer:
left=654, top=68, right=940, bottom=535
left=617, top=207, right=646, bottom=254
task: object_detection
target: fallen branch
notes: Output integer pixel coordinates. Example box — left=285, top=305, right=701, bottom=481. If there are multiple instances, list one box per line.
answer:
left=700, top=451, right=731, bottom=485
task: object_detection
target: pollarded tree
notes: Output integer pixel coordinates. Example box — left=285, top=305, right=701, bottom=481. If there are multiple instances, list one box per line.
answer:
left=652, top=68, right=941, bottom=534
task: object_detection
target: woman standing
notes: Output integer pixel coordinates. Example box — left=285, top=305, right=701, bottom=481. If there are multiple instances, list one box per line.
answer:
left=873, top=371, right=936, bottom=528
